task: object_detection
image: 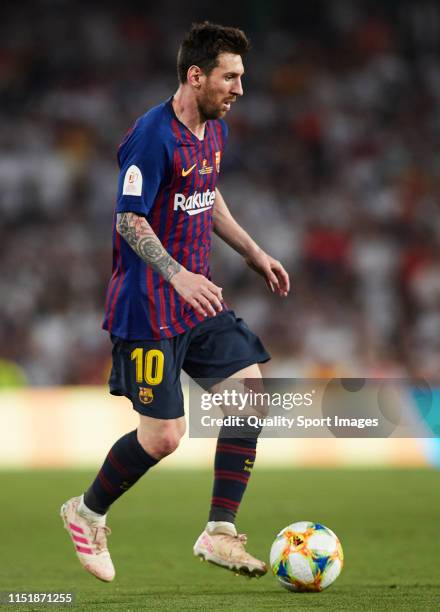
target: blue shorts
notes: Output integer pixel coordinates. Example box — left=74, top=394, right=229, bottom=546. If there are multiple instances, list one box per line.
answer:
left=108, top=310, right=270, bottom=419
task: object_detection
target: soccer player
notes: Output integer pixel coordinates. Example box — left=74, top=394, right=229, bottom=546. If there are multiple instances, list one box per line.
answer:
left=61, top=22, right=289, bottom=582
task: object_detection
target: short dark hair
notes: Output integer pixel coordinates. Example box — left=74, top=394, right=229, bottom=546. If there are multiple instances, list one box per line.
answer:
left=177, top=21, right=250, bottom=84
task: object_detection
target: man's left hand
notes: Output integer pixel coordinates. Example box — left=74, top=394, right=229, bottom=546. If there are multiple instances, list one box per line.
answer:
left=245, top=250, right=290, bottom=297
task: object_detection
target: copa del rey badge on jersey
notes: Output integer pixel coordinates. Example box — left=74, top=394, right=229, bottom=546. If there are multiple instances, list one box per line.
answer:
left=139, top=387, right=154, bottom=405
left=123, top=164, right=143, bottom=196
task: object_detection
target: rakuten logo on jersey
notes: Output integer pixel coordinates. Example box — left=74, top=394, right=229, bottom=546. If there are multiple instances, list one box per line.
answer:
left=174, top=189, right=216, bottom=216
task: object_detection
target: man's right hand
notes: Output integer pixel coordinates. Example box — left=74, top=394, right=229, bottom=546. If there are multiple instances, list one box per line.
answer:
left=170, top=269, right=223, bottom=317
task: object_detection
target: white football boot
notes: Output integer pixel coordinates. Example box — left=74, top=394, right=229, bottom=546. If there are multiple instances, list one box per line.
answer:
left=193, top=521, right=267, bottom=577
left=60, top=496, right=115, bottom=582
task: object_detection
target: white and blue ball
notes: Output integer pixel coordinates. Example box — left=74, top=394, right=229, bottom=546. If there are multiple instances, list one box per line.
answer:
left=270, top=521, right=343, bottom=592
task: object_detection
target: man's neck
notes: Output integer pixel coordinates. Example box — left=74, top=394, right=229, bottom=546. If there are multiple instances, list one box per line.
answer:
left=172, top=86, right=205, bottom=140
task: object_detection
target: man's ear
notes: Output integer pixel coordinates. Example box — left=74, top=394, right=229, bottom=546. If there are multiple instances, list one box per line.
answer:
left=187, top=65, right=204, bottom=89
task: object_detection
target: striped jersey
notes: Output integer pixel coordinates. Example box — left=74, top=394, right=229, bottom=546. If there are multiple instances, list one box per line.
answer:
left=103, top=97, right=228, bottom=340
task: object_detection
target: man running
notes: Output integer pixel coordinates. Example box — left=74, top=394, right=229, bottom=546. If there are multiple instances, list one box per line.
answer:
left=61, top=21, right=290, bottom=582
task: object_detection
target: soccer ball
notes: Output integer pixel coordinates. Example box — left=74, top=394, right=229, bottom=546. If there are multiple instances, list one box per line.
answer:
left=270, top=521, right=343, bottom=592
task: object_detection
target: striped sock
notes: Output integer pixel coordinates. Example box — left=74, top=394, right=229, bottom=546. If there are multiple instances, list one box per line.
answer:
left=209, top=437, right=257, bottom=523
left=83, top=430, right=158, bottom=514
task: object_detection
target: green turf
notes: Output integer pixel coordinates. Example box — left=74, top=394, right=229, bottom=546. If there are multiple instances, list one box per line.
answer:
left=0, top=468, right=439, bottom=611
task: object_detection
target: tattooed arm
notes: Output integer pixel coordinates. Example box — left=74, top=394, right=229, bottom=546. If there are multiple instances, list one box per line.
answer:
left=116, top=212, right=181, bottom=281
left=116, top=212, right=223, bottom=316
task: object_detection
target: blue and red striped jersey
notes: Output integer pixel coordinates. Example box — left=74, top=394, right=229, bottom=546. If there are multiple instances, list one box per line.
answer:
left=103, top=98, right=228, bottom=340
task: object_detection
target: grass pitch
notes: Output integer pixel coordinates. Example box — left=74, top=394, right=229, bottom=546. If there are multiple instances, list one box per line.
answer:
left=0, top=468, right=439, bottom=611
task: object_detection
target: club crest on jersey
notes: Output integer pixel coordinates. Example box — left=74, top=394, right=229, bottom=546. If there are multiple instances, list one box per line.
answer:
left=139, top=387, right=154, bottom=405
left=215, top=151, right=221, bottom=173
left=174, top=189, right=216, bottom=216
left=198, top=159, right=213, bottom=175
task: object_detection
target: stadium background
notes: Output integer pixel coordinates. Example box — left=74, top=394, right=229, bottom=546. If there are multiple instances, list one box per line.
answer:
left=1, top=2, right=440, bottom=610
left=2, top=0, right=439, bottom=386
left=0, top=0, right=439, bottom=463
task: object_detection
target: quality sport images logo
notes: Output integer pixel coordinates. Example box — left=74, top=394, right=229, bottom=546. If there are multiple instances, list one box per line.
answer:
left=174, top=189, right=216, bottom=216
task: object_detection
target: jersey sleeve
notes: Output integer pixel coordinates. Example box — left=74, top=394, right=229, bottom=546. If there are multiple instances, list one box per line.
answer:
left=116, top=119, right=172, bottom=216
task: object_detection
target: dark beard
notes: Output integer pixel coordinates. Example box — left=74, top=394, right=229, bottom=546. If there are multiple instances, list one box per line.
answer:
left=198, top=101, right=223, bottom=121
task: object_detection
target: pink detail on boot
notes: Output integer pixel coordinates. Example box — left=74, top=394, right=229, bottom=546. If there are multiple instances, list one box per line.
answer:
left=73, top=535, right=89, bottom=545
left=201, top=534, right=214, bottom=553
left=76, top=545, right=93, bottom=554
left=69, top=522, right=84, bottom=534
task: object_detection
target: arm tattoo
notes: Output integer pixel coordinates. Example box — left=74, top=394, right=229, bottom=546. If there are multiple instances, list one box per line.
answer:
left=116, top=212, right=181, bottom=281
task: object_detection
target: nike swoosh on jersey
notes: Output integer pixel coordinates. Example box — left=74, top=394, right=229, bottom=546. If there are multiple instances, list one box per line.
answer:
left=181, top=164, right=197, bottom=177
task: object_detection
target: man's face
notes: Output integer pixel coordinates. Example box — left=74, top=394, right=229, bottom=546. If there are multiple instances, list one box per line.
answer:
left=197, top=52, right=244, bottom=120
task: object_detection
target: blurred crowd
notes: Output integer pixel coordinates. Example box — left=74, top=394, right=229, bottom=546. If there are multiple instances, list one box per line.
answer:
left=0, top=0, right=439, bottom=385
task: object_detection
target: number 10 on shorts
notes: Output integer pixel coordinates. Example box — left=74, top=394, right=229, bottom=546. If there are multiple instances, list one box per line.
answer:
left=130, top=348, right=164, bottom=385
